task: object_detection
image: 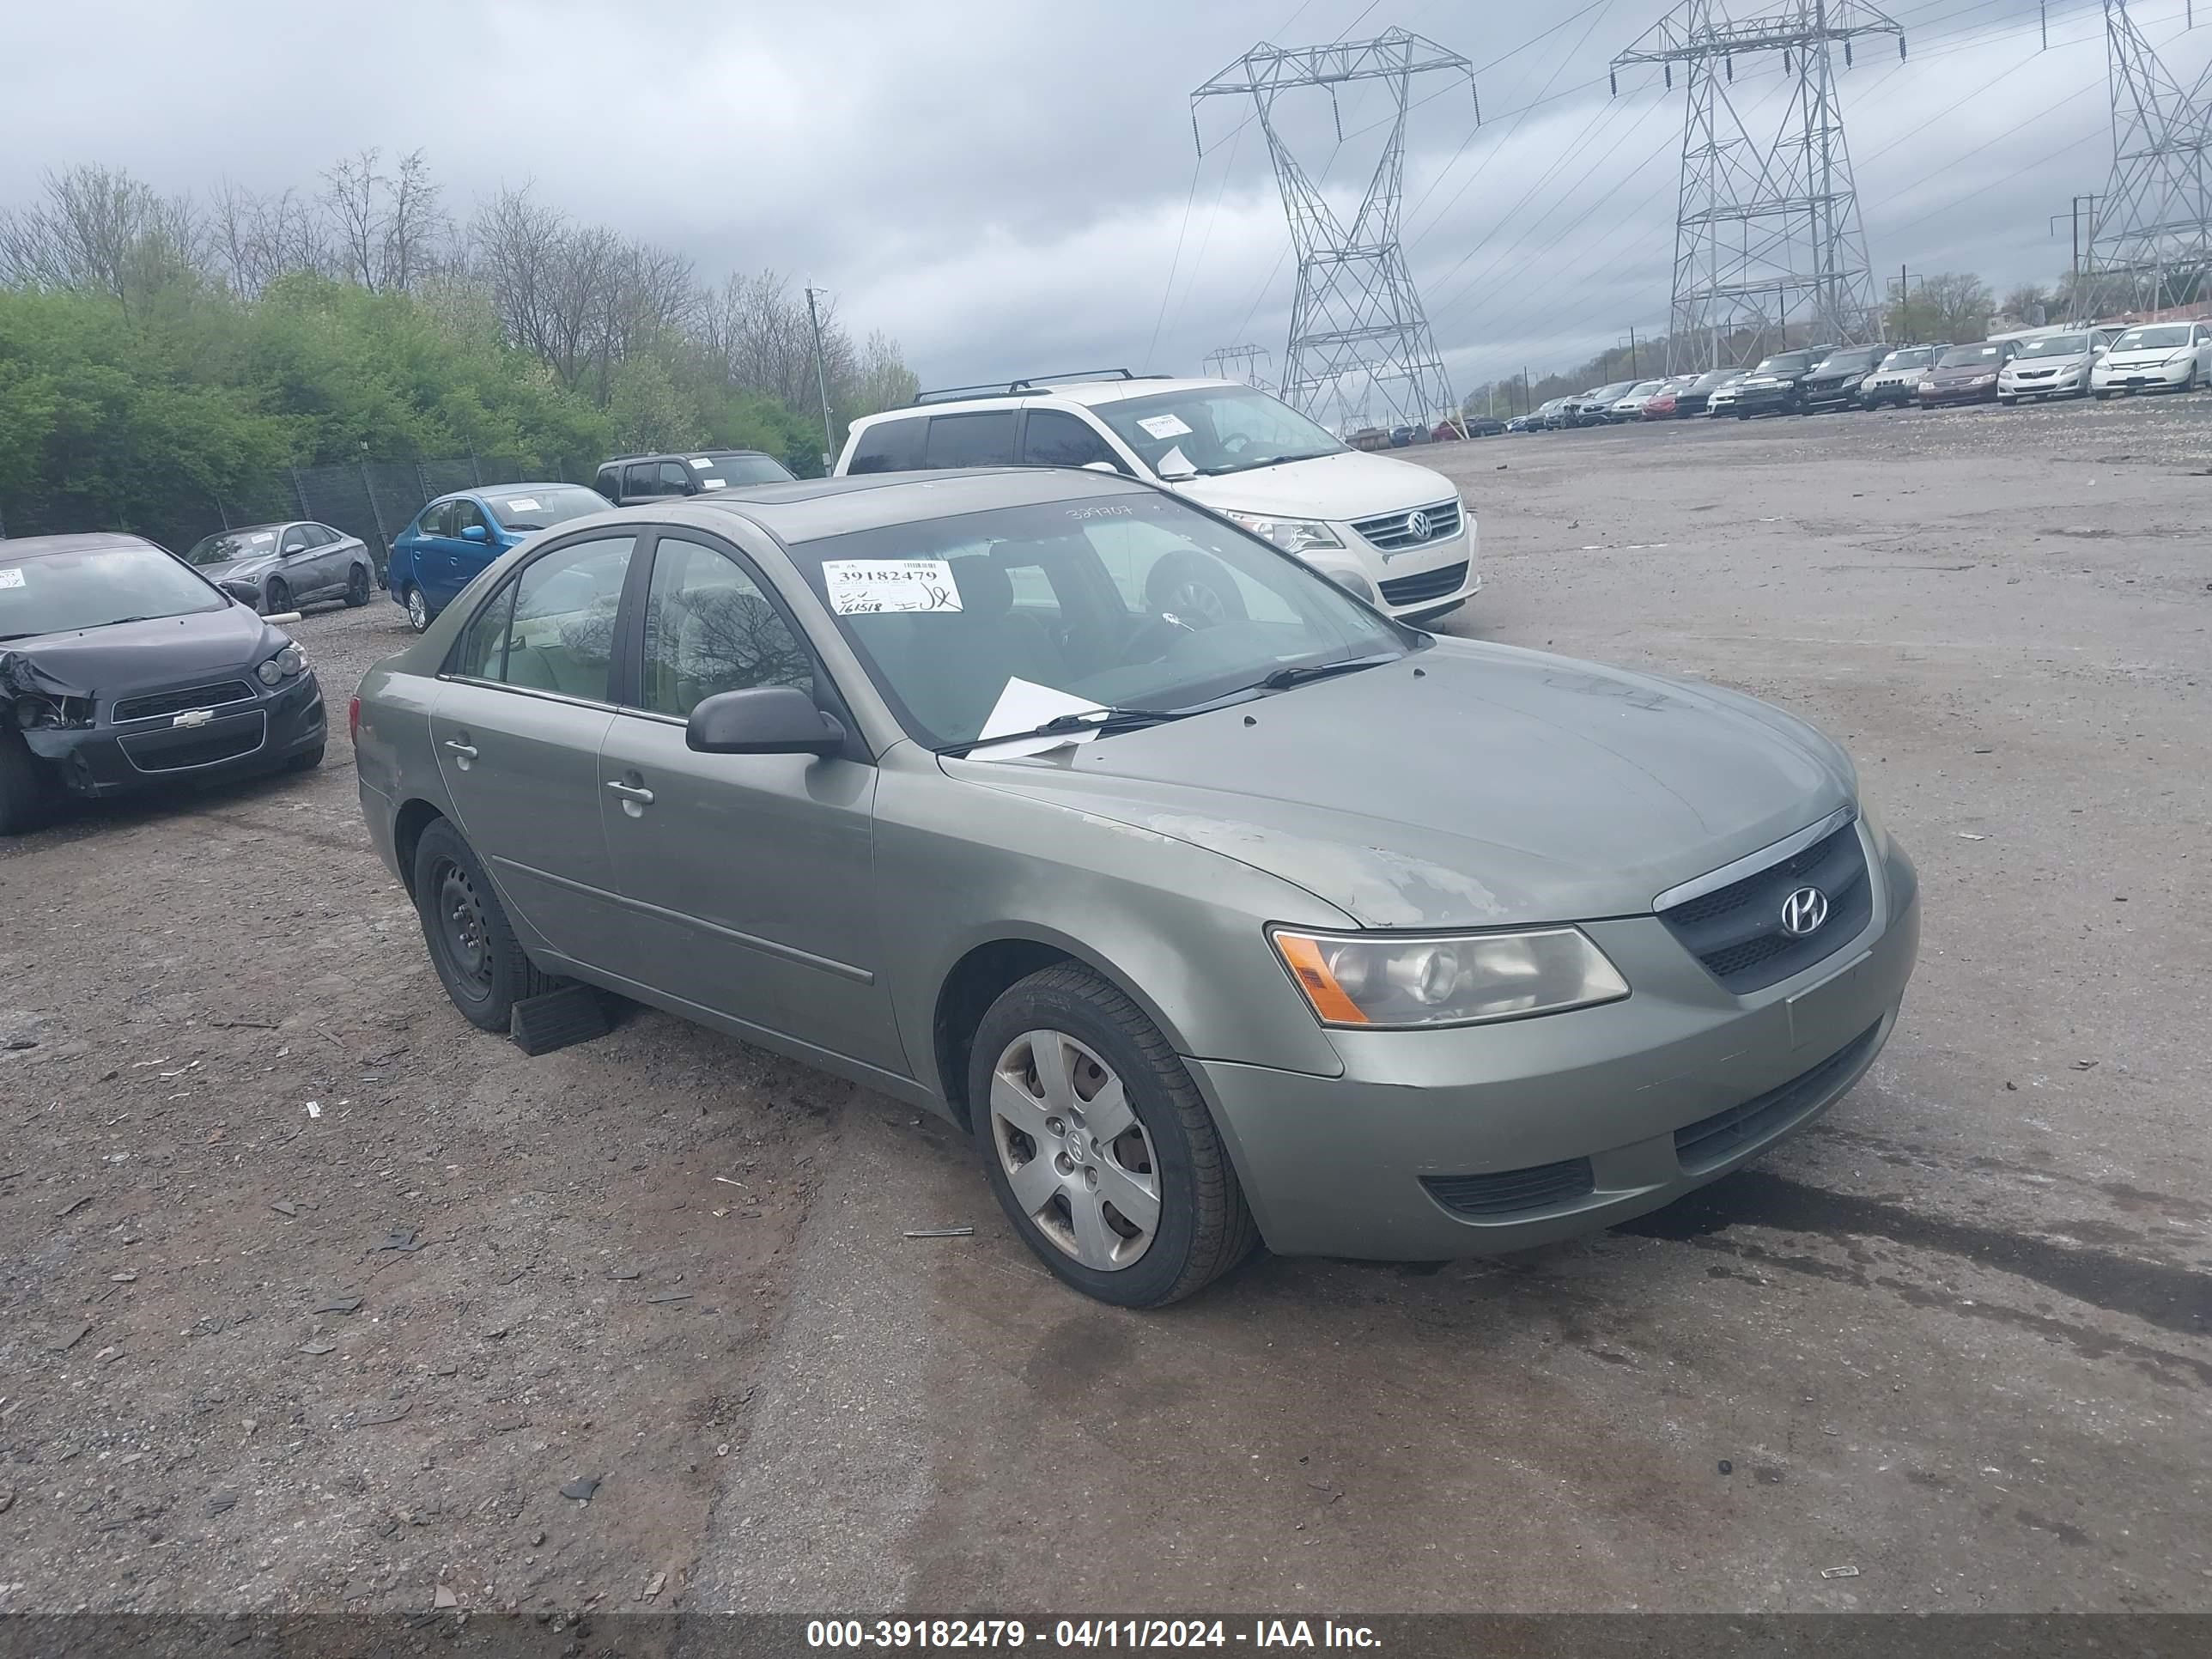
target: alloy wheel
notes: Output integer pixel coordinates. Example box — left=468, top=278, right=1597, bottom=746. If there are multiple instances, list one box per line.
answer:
left=406, top=586, right=429, bottom=631
left=988, top=1030, right=1160, bottom=1272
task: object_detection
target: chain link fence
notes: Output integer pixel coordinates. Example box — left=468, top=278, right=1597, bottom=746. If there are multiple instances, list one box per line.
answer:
left=0, top=453, right=556, bottom=582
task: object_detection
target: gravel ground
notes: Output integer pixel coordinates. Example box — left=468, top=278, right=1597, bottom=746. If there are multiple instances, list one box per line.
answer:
left=2, top=388, right=2208, bottom=1619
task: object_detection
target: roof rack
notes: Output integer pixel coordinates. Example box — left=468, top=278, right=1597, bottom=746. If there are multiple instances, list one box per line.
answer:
left=909, top=368, right=1170, bottom=406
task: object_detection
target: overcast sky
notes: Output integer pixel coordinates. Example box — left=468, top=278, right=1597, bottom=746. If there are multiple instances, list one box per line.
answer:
left=0, top=0, right=2191, bottom=396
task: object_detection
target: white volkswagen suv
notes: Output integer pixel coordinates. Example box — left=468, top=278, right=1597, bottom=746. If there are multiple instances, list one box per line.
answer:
left=835, top=372, right=1478, bottom=623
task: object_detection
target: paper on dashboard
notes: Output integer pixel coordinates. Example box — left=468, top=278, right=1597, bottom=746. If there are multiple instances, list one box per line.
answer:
left=969, top=678, right=1108, bottom=760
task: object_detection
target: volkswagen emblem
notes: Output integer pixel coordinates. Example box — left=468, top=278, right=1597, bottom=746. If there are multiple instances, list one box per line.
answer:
left=1779, top=885, right=1829, bottom=938
left=1404, top=508, right=1432, bottom=543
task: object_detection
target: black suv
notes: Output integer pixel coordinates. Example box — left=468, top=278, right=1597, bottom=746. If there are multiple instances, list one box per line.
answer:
left=592, top=449, right=794, bottom=506
left=1798, top=344, right=1891, bottom=414
left=1730, top=347, right=1833, bottom=418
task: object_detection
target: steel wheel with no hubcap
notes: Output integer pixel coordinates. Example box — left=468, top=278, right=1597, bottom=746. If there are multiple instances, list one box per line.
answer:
left=432, top=856, right=494, bottom=1002
left=988, top=1030, right=1161, bottom=1272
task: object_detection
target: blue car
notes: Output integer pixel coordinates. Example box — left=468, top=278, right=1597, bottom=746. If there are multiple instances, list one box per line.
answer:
left=387, top=483, right=609, bottom=632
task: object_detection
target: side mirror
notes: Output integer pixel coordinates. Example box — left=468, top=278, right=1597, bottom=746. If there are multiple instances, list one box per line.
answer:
left=687, top=686, right=845, bottom=757
left=219, top=580, right=259, bottom=605
left=461, top=524, right=488, bottom=544
left=1153, top=453, right=1199, bottom=482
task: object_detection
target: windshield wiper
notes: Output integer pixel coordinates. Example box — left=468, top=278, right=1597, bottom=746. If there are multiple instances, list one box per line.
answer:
left=1251, top=652, right=1401, bottom=692
left=957, top=706, right=1192, bottom=753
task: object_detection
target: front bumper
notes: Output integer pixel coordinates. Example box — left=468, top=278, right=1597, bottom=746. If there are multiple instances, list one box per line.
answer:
left=1859, top=380, right=1918, bottom=405
left=2094, top=361, right=2191, bottom=392
left=1800, top=381, right=1860, bottom=410
left=1733, top=386, right=1797, bottom=415
left=24, top=671, right=325, bottom=799
left=1189, top=826, right=1920, bottom=1260
left=2001, top=368, right=2085, bottom=398
left=1333, top=521, right=1480, bottom=623
left=1920, top=380, right=1999, bottom=405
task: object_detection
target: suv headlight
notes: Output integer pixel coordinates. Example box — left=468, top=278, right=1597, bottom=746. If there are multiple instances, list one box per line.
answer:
left=1272, top=927, right=1629, bottom=1029
left=256, top=642, right=307, bottom=685
left=1226, top=512, right=1344, bottom=554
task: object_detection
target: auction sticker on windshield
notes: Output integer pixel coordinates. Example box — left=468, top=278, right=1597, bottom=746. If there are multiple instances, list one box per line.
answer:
left=503, top=498, right=540, bottom=514
left=0, top=568, right=24, bottom=589
left=823, top=558, right=963, bottom=615
left=1136, top=413, right=1193, bottom=440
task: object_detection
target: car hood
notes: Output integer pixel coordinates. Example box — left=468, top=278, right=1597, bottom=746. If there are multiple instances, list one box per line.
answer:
left=2007, top=353, right=2091, bottom=371
left=1175, top=448, right=1455, bottom=521
left=951, top=640, right=1855, bottom=928
left=2103, top=348, right=2182, bottom=367
left=0, top=605, right=279, bottom=700
left=1928, top=363, right=1996, bottom=382
left=195, top=556, right=277, bottom=581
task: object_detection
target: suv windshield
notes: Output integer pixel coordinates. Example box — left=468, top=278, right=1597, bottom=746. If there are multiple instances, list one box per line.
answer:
left=0, top=543, right=228, bottom=641
left=2015, top=333, right=2089, bottom=358
left=1751, top=352, right=1814, bottom=374
left=2112, top=324, right=2190, bottom=351
left=787, top=490, right=1407, bottom=750
left=1878, top=348, right=1934, bottom=369
left=1091, top=386, right=1344, bottom=478
left=183, top=528, right=283, bottom=567
left=1815, top=347, right=1886, bottom=373
left=1938, top=343, right=2002, bottom=367
left=483, top=485, right=609, bottom=532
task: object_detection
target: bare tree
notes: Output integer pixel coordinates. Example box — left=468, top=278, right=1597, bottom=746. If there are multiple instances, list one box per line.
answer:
left=210, top=178, right=327, bottom=298
left=0, top=164, right=205, bottom=303
left=320, top=148, right=386, bottom=290
left=381, top=148, right=450, bottom=292
left=471, top=184, right=618, bottom=390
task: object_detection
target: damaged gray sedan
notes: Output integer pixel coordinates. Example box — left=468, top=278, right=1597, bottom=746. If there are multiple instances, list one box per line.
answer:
left=353, top=469, right=1919, bottom=1307
left=1, top=533, right=326, bottom=833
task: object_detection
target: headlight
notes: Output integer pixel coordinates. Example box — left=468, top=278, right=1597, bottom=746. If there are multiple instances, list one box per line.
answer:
left=256, top=642, right=307, bottom=685
left=1271, top=926, right=1629, bottom=1029
left=1226, top=512, right=1344, bottom=554
left=1972, top=374, right=1996, bottom=386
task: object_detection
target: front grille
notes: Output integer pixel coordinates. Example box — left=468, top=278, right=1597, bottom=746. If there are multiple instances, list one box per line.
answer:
left=1423, top=1157, right=1595, bottom=1219
left=1674, top=1023, right=1883, bottom=1172
left=112, top=680, right=257, bottom=725
left=120, top=712, right=267, bottom=773
left=1378, top=561, right=1468, bottom=607
left=1657, top=819, right=1872, bottom=995
left=1352, top=497, right=1462, bottom=551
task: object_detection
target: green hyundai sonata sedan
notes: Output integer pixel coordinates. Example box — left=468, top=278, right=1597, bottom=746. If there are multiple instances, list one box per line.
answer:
left=352, top=467, right=1919, bottom=1306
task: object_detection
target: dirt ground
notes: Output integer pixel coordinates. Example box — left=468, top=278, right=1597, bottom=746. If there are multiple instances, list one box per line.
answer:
left=3, top=391, right=2209, bottom=1620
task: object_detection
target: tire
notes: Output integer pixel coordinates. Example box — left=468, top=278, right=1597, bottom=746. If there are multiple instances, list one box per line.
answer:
left=410, top=818, right=560, bottom=1033
left=262, top=579, right=290, bottom=617
left=345, top=565, right=371, bottom=608
left=2183, top=366, right=2199, bottom=393
left=1998, top=397, right=2014, bottom=407
left=284, top=741, right=325, bottom=775
left=1145, top=551, right=1247, bottom=629
left=969, top=963, right=1258, bottom=1308
left=0, top=730, right=55, bottom=836
left=404, top=585, right=431, bottom=633
left=2094, top=390, right=2112, bottom=402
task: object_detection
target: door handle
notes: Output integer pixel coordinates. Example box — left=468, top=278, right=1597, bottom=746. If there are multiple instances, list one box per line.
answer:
left=605, top=781, right=654, bottom=805
left=444, top=739, right=477, bottom=759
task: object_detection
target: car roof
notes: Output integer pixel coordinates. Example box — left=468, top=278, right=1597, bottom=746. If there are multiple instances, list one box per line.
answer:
left=866, top=376, right=1238, bottom=424
left=601, top=449, right=769, bottom=465
left=432, top=482, right=574, bottom=503
left=556, top=467, right=1150, bottom=547
left=0, top=532, right=164, bottom=560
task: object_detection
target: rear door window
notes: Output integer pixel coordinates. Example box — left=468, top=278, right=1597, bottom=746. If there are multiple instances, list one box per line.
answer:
left=921, top=411, right=1018, bottom=469
left=416, top=501, right=453, bottom=539
left=846, top=417, right=925, bottom=474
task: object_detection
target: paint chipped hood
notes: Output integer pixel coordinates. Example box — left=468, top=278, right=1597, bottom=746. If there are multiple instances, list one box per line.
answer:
left=948, top=639, right=1857, bottom=927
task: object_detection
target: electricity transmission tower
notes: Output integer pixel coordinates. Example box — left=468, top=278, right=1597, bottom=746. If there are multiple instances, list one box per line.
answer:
left=1613, top=2, right=1902, bottom=373
left=1193, top=29, right=1476, bottom=433
left=2087, top=1, right=2212, bottom=312
left=1202, top=343, right=1273, bottom=388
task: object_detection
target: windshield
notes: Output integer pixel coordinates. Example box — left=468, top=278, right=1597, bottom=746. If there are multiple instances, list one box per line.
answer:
left=1622, top=381, right=1662, bottom=398
left=183, top=528, right=282, bottom=567
left=1938, top=343, right=2002, bottom=367
left=1751, top=352, right=1813, bottom=375
left=485, top=485, right=608, bottom=532
left=787, top=490, right=1407, bottom=750
left=1090, top=387, right=1344, bottom=478
left=1877, top=348, right=1933, bottom=370
left=692, top=453, right=793, bottom=489
left=2112, top=325, right=2190, bottom=351
left=1816, top=348, right=1886, bottom=373
left=0, top=543, right=228, bottom=641
left=2015, top=333, right=2089, bottom=359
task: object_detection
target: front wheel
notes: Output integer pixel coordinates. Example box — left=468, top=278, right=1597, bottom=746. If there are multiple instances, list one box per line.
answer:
left=2094, top=390, right=2112, bottom=402
left=404, top=585, right=431, bottom=632
left=2183, top=366, right=2199, bottom=393
left=410, top=818, right=558, bottom=1032
left=970, top=963, right=1257, bottom=1307
left=0, top=731, right=55, bottom=836
left=262, top=579, right=291, bottom=617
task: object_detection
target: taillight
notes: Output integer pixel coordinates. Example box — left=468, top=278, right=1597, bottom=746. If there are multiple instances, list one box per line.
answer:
left=347, top=696, right=362, bottom=744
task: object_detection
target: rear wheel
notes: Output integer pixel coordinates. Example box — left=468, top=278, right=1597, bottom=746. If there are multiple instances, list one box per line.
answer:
left=970, top=963, right=1257, bottom=1308
left=410, top=818, right=558, bottom=1032
left=0, top=731, right=56, bottom=836
left=345, top=565, right=371, bottom=607
left=404, top=585, right=430, bottom=632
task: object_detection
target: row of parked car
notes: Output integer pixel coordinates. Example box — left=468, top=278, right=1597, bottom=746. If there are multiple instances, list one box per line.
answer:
left=1503, top=319, right=2212, bottom=432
